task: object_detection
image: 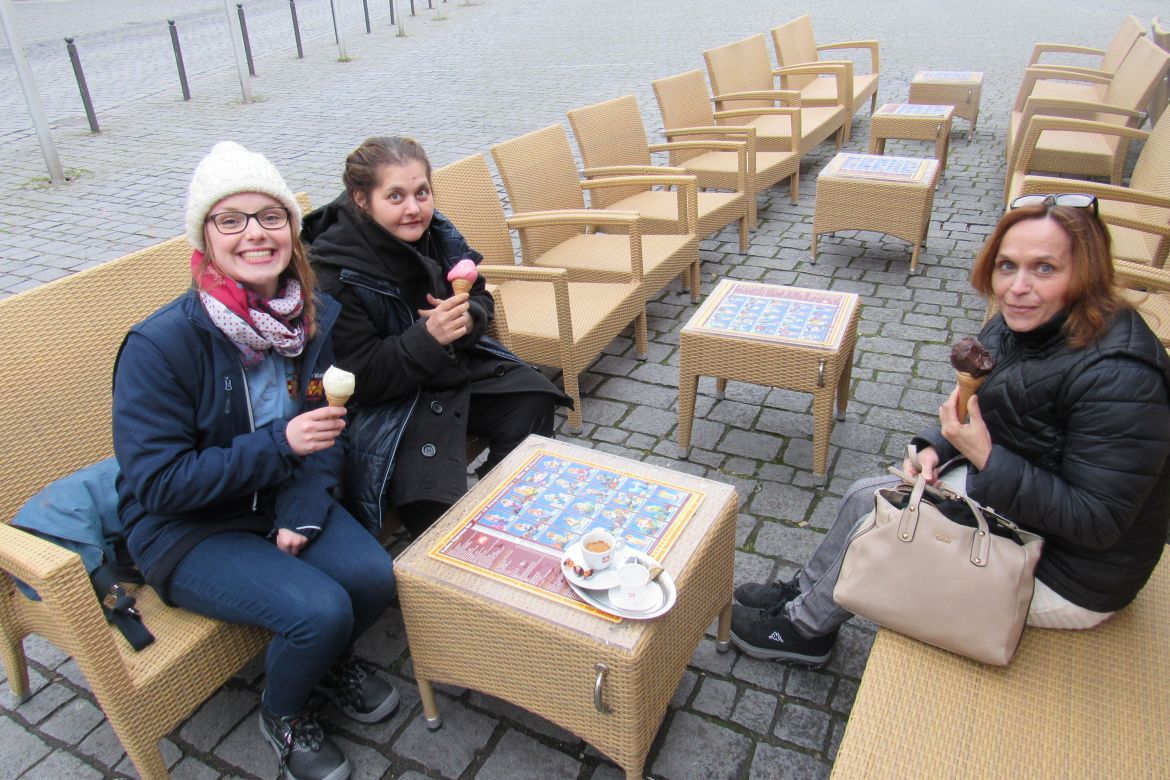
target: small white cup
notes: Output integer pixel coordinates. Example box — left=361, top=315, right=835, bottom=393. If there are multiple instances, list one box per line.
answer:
left=614, top=562, right=650, bottom=608
left=580, top=529, right=626, bottom=571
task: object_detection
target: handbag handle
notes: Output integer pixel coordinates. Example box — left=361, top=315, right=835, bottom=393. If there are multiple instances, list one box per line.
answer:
left=897, top=474, right=992, bottom=567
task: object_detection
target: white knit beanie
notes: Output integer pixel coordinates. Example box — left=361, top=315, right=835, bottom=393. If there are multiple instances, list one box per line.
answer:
left=185, top=141, right=302, bottom=252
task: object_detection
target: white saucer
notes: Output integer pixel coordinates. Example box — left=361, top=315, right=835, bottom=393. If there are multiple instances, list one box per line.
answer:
left=607, top=581, right=664, bottom=613
left=560, top=541, right=631, bottom=590
left=566, top=558, right=678, bottom=620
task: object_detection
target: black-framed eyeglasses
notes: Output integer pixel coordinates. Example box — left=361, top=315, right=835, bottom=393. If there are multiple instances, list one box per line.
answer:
left=205, top=207, right=290, bottom=235
left=1009, top=193, right=1098, bottom=216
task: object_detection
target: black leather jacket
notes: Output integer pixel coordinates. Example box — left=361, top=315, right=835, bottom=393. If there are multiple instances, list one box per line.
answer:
left=916, top=309, right=1170, bottom=612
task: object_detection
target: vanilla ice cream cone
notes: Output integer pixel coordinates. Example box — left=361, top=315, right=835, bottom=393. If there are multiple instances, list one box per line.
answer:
left=322, top=365, right=356, bottom=409
left=325, top=391, right=351, bottom=408
left=451, top=279, right=473, bottom=295
left=955, top=371, right=985, bottom=422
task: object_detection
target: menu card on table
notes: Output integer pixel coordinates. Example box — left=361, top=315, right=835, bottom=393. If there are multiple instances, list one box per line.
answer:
left=430, top=448, right=704, bottom=618
left=914, top=70, right=981, bottom=82
left=688, top=280, right=859, bottom=351
left=878, top=103, right=952, bottom=117
left=822, top=153, right=933, bottom=183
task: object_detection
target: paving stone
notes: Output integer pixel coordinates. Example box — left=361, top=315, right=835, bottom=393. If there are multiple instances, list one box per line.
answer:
left=39, top=697, right=104, bottom=744
left=166, top=756, right=221, bottom=780
left=692, top=677, right=736, bottom=719
left=689, top=638, right=736, bottom=677
left=13, top=681, right=74, bottom=725
left=76, top=720, right=128, bottom=769
left=0, top=715, right=52, bottom=778
left=752, top=522, right=824, bottom=567
left=784, top=668, right=835, bottom=705
left=649, top=711, right=753, bottom=780
left=773, top=702, right=833, bottom=752
left=179, top=688, right=255, bottom=752
left=466, top=692, right=579, bottom=746
left=731, top=688, right=778, bottom=734
left=473, top=728, right=580, bottom=780
left=332, top=736, right=393, bottom=780
left=114, top=738, right=182, bottom=779
left=748, top=742, right=831, bottom=780
left=19, top=749, right=103, bottom=780
left=393, top=697, right=497, bottom=777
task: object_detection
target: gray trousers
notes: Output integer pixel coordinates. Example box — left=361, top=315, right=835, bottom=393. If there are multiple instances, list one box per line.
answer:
left=787, top=475, right=900, bottom=638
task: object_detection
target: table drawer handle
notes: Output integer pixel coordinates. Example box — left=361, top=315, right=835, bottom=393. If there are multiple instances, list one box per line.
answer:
left=817, top=359, right=826, bottom=388
left=594, top=663, right=609, bottom=713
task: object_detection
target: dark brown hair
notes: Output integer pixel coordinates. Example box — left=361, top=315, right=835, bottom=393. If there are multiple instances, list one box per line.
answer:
left=343, top=136, right=432, bottom=215
left=971, top=204, right=1125, bottom=347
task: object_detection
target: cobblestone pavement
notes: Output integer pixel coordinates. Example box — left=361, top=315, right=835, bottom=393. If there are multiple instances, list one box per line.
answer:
left=0, top=0, right=1160, bottom=778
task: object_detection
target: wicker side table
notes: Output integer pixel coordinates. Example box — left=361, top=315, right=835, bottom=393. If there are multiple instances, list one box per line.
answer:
left=869, top=103, right=954, bottom=177
left=908, top=70, right=983, bottom=141
left=812, top=153, right=941, bottom=273
left=395, top=436, right=738, bottom=780
left=676, top=281, right=860, bottom=484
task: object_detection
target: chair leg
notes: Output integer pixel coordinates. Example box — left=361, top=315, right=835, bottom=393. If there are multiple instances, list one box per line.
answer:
left=871, top=92, right=878, bottom=114
left=633, top=310, right=649, bottom=359
left=738, top=216, right=749, bottom=253
left=790, top=172, right=799, bottom=203
left=689, top=261, right=701, bottom=302
left=0, top=631, right=29, bottom=700
left=121, top=736, right=170, bottom=780
left=564, top=370, right=583, bottom=434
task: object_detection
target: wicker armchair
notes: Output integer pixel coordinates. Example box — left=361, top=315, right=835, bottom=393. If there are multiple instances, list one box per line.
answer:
left=1008, top=115, right=1169, bottom=268
left=566, top=94, right=750, bottom=251
left=1004, top=37, right=1170, bottom=198
left=1152, top=17, right=1169, bottom=125
left=431, top=153, right=648, bottom=433
left=769, top=14, right=880, bottom=142
left=1114, top=261, right=1170, bottom=350
left=702, top=34, right=847, bottom=158
left=1022, top=15, right=1146, bottom=103
left=490, top=124, right=700, bottom=302
left=651, top=69, right=801, bottom=212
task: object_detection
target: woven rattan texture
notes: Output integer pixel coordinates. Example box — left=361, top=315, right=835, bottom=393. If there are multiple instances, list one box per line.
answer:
left=0, top=196, right=313, bottom=777
left=677, top=294, right=859, bottom=477
left=832, top=549, right=1170, bottom=779
left=770, top=14, right=881, bottom=119
left=1021, top=17, right=1145, bottom=105
left=910, top=75, right=984, bottom=133
left=567, top=95, right=749, bottom=250
left=492, top=125, right=699, bottom=302
left=869, top=106, right=953, bottom=176
left=432, top=153, right=649, bottom=430
left=702, top=34, right=847, bottom=156
left=396, top=437, right=737, bottom=780
left=813, top=157, right=941, bottom=272
left=652, top=70, right=801, bottom=205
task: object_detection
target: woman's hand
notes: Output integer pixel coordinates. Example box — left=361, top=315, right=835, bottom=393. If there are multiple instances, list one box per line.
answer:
left=418, top=293, right=471, bottom=346
left=275, top=528, right=308, bottom=555
left=903, top=446, right=941, bottom=485
left=939, top=387, right=993, bottom=470
left=285, top=406, right=347, bottom=457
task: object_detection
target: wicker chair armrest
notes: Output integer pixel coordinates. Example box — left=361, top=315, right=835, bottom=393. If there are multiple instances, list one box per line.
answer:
left=579, top=165, right=688, bottom=178
left=1019, top=177, right=1170, bottom=234
left=1028, top=42, right=1106, bottom=65
left=505, top=209, right=640, bottom=232
left=648, top=140, right=744, bottom=154
left=713, top=89, right=802, bottom=106
left=0, top=523, right=123, bottom=659
left=582, top=175, right=698, bottom=233
left=774, top=62, right=847, bottom=79
left=479, top=266, right=577, bottom=344
left=661, top=125, right=758, bottom=140
left=1025, top=65, right=1114, bottom=83
left=1020, top=96, right=1145, bottom=125
left=1114, top=261, right=1170, bottom=291
left=1012, top=116, right=1150, bottom=183
left=818, top=39, right=880, bottom=71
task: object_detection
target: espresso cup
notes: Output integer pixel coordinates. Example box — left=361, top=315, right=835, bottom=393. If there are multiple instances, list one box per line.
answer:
left=579, top=529, right=626, bottom=571
left=614, top=562, right=650, bottom=608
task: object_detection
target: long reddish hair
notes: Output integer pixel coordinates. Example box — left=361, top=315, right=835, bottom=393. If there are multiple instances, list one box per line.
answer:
left=971, top=205, right=1125, bottom=347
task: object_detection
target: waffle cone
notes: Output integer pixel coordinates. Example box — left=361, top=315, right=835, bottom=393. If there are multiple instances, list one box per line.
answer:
left=954, top=371, right=985, bottom=422
left=325, top=391, right=351, bottom=408
left=450, top=279, right=473, bottom=295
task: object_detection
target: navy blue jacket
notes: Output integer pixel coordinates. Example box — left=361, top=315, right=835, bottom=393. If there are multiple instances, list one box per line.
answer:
left=112, top=289, right=345, bottom=602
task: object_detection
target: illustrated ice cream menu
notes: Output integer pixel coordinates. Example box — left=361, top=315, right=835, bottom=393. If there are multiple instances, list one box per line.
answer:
left=430, top=449, right=704, bottom=616
left=823, top=153, right=933, bottom=183
left=687, top=280, right=858, bottom=351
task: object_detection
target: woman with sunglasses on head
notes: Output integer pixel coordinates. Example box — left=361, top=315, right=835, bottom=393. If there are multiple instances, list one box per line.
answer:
left=303, top=137, right=569, bottom=539
left=113, top=142, right=399, bottom=780
left=730, top=194, right=1170, bottom=666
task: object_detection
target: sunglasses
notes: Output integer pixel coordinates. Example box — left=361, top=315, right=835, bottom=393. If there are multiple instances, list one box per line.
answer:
left=1009, top=193, right=1098, bottom=216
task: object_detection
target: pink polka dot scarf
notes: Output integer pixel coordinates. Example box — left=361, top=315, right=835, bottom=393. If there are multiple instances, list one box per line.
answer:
left=191, top=249, right=306, bottom=367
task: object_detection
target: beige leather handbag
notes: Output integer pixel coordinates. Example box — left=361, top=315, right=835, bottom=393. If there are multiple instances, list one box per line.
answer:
left=833, top=473, right=1044, bottom=665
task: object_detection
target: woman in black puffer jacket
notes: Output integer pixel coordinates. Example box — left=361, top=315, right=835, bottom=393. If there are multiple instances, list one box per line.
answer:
left=730, top=194, right=1170, bottom=666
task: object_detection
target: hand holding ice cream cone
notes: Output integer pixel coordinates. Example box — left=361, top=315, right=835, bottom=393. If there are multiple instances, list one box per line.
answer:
left=949, top=337, right=994, bottom=422
left=322, top=365, right=356, bottom=408
left=447, top=257, right=478, bottom=296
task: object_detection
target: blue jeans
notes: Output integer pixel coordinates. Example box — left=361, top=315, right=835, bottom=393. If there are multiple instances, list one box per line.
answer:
left=168, top=504, right=395, bottom=716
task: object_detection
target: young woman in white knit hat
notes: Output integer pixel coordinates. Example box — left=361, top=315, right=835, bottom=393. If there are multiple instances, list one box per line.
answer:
left=112, top=141, right=398, bottom=780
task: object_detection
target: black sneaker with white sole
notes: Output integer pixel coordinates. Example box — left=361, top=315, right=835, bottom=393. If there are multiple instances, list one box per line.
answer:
left=316, top=656, right=400, bottom=724
left=733, top=576, right=800, bottom=610
left=729, top=604, right=837, bottom=667
left=258, top=706, right=350, bottom=780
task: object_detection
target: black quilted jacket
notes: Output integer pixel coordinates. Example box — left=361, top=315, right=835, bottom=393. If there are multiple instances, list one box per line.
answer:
left=916, top=308, right=1170, bottom=612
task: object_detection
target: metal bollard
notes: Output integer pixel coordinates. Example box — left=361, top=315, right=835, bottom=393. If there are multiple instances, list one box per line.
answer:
left=64, top=37, right=98, bottom=132
left=409, top=0, right=416, bottom=16
left=388, top=0, right=395, bottom=25
left=236, top=4, right=255, bottom=76
left=427, top=0, right=433, bottom=8
left=168, top=20, right=191, bottom=101
left=393, top=0, right=406, bottom=36
left=329, top=0, right=338, bottom=43
left=362, top=0, right=371, bottom=33
left=289, top=0, right=303, bottom=58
